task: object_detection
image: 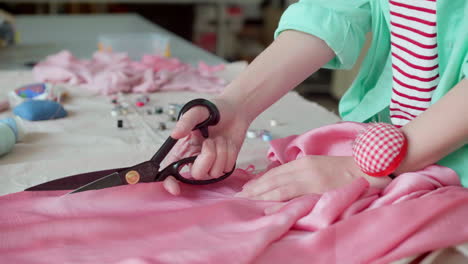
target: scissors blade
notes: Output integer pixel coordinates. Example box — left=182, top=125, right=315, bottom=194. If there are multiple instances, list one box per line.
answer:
left=25, top=168, right=125, bottom=191
left=68, top=172, right=124, bottom=194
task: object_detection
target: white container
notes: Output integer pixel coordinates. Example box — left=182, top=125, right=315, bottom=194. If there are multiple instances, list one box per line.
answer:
left=8, top=83, right=64, bottom=108
left=98, top=33, right=171, bottom=60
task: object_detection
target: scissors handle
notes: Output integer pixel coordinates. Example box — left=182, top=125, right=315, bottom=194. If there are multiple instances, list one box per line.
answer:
left=177, top=98, right=220, bottom=138
left=151, top=98, right=235, bottom=185
left=155, top=156, right=236, bottom=185
left=151, top=98, right=220, bottom=164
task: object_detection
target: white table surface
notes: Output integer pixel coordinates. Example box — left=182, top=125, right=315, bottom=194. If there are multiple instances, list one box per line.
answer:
left=0, top=70, right=340, bottom=195
left=0, top=14, right=224, bottom=70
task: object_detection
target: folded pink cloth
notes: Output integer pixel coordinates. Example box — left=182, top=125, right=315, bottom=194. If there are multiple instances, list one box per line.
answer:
left=1, top=122, right=468, bottom=264
left=33, top=51, right=226, bottom=95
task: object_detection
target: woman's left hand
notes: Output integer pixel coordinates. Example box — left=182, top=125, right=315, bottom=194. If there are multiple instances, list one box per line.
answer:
left=235, top=156, right=391, bottom=202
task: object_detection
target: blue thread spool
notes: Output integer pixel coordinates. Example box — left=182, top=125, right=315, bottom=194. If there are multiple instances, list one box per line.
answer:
left=261, top=130, right=272, bottom=142
left=0, top=117, right=25, bottom=142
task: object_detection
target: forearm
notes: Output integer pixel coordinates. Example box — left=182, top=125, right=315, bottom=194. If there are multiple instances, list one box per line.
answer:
left=394, top=79, right=468, bottom=175
left=218, top=30, right=335, bottom=123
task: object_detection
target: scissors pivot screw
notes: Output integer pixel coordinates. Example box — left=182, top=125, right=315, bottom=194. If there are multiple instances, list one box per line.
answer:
left=125, top=170, right=140, bottom=184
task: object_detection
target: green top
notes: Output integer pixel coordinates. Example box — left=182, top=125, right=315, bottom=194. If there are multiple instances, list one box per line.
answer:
left=275, top=0, right=468, bottom=186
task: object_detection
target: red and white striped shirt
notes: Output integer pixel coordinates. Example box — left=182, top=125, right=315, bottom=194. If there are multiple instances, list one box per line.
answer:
left=389, top=0, right=439, bottom=127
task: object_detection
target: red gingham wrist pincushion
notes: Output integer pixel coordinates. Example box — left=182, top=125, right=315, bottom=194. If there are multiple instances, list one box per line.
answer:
left=352, top=123, right=408, bottom=177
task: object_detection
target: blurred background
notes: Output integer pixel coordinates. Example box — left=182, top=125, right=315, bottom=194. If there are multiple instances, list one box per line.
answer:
left=0, top=0, right=369, bottom=114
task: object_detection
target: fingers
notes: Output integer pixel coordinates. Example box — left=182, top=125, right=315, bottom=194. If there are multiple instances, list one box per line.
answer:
left=364, top=175, right=392, bottom=189
left=224, top=139, right=237, bottom=174
left=171, top=107, right=210, bottom=139
left=190, top=137, right=238, bottom=180
left=209, top=137, right=228, bottom=178
left=163, top=176, right=181, bottom=195
left=191, top=139, right=216, bottom=180
left=236, top=163, right=296, bottom=198
left=250, top=184, right=305, bottom=202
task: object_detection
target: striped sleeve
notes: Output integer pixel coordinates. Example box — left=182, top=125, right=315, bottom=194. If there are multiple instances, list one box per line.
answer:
left=274, top=0, right=371, bottom=69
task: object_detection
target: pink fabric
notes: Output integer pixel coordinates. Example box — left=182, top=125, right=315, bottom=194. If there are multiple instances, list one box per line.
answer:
left=2, top=122, right=468, bottom=264
left=32, top=50, right=226, bottom=95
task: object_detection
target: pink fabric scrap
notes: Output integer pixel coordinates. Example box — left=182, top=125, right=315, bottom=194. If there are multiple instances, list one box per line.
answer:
left=32, top=50, right=226, bottom=95
left=1, top=122, right=468, bottom=264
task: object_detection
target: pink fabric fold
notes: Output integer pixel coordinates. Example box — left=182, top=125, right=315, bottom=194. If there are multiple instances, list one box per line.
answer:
left=1, top=122, right=468, bottom=264
left=33, top=50, right=226, bottom=95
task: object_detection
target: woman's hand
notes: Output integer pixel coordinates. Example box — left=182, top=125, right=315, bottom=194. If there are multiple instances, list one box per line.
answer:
left=162, top=97, right=250, bottom=195
left=235, top=156, right=391, bottom=201
left=162, top=30, right=337, bottom=195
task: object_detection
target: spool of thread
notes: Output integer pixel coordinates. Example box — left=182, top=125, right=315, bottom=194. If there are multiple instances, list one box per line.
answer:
left=269, top=119, right=278, bottom=127
left=155, top=107, right=163, bottom=114
left=111, top=105, right=128, bottom=116
left=158, top=122, right=167, bottom=131
left=8, top=83, right=63, bottom=108
left=261, top=130, right=273, bottom=142
left=0, top=123, right=16, bottom=156
left=246, top=130, right=258, bottom=139
left=167, top=108, right=176, bottom=116
left=0, top=117, right=25, bottom=142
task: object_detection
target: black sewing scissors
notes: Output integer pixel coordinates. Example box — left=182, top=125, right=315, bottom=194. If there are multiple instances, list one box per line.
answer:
left=26, top=98, right=235, bottom=194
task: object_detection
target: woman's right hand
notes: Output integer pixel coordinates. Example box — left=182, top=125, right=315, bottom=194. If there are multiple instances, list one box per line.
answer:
left=162, top=97, right=250, bottom=195
left=162, top=31, right=336, bottom=195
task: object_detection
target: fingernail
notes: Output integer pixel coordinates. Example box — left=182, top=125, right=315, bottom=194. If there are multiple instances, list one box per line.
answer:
left=209, top=170, right=221, bottom=179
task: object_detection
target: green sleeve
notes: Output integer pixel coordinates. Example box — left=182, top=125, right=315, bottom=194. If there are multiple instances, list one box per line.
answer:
left=462, top=51, right=468, bottom=79
left=274, top=0, right=371, bottom=70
